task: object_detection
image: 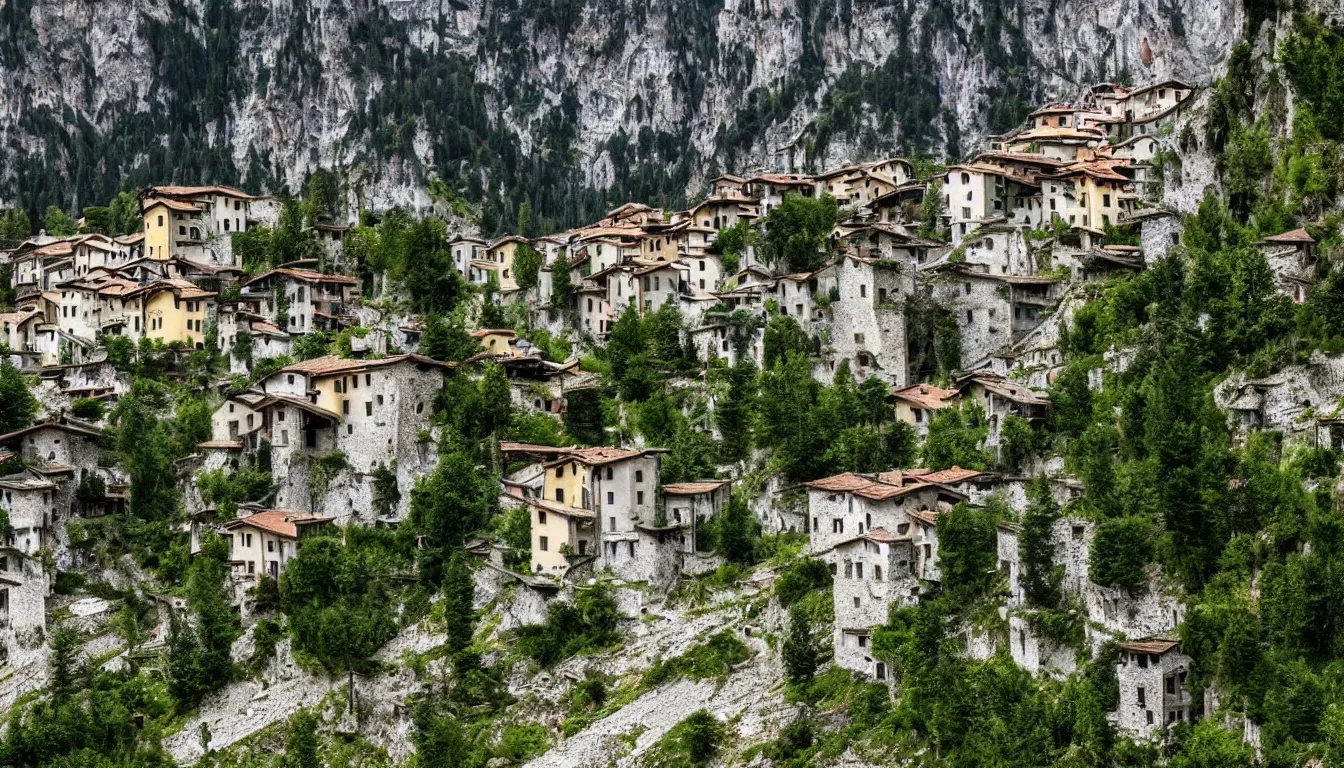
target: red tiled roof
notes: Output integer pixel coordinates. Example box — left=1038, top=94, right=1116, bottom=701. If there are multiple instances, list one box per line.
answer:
left=244, top=268, right=359, bottom=287
left=145, top=185, right=257, bottom=199
left=277, top=353, right=451, bottom=378
left=1262, top=228, right=1315, bottom=245
left=223, top=509, right=332, bottom=538
left=917, top=466, right=995, bottom=484
left=891, top=384, right=958, bottom=410
left=804, top=472, right=876, bottom=492
left=663, top=480, right=730, bottom=495
left=1117, top=639, right=1179, bottom=655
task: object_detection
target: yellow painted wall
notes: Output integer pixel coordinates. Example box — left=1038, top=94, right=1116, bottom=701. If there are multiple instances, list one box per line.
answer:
left=477, top=332, right=514, bottom=353
left=144, top=291, right=207, bottom=346
left=489, top=242, right=520, bottom=290
left=531, top=506, right=575, bottom=574
left=310, top=372, right=349, bottom=417
left=143, top=203, right=172, bottom=260
left=542, top=459, right=588, bottom=509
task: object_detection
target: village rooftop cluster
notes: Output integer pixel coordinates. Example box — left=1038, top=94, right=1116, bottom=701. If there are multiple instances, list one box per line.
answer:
left=0, top=76, right=1320, bottom=744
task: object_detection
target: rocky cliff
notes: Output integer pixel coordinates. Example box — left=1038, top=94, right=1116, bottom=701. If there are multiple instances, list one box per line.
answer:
left=1, top=0, right=1242, bottom=228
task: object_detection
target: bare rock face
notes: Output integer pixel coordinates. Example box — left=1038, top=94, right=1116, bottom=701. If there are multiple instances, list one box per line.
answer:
left=2, top=0, right=1242, bottom=215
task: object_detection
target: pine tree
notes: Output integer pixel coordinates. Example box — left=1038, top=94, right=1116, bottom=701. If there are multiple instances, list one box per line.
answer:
left=782, top=605, right=818, bottom=684
left=714, top=494, right=757, bottom=565
left=48, top=622, right=86, bottom=699
left=715, top=359, right=756, bottom=463
left=0, top=362, right=37, bottom=435
left=1020, top=476, right=1062, bottom=608
left=442, top=551, right=476, bottom=653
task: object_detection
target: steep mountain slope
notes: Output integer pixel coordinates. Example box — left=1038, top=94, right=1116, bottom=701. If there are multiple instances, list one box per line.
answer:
left=0, top=0, right=1240, bottom=231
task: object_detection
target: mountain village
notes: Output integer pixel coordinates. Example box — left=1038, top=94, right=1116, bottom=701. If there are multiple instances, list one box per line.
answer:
left=0, top=72, right=1331, bottom=765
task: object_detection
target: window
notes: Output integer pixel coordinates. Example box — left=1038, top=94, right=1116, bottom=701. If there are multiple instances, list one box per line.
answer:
left=607, top=491, right=614, bottom=505
left=859, top=284, right=866, bottom=297
left=844, top=562, right=853, bottom=578
left=966, top=309, right=974, bottom=323
left=538, top=510, right=547, bottom=524
left=1137, top=686, right=1146, bottom=706
left=874, top=565, right=882, bottom=580
left=365, top=402, right=373, bottom=416
left=609, top=516, right=616, bottom=530
left=268, top=540, right=275, bottom=553
left=556, top=467, right=564, bottom=478
left=858, top=635, right=868, bottom=648
left=853, top=596, right=861, bottom=607
left=635, top=470, right=643, bottom=483
left=876, top=662, right=887, bottom=681
left=1165, top=676, right=1176, bottom=695
left=539, top=536, right=549, bottom=551
left=832, top=519, right=844, bottom=534
left=606, top=467, right=613, bottom=480
left=555, top=488, right=565, bottom=503
left=855, top=562, right=864, bottom=578
left=637, top=491, right=644, bottom=504
left=1138, top=654, right=1148, bottom=669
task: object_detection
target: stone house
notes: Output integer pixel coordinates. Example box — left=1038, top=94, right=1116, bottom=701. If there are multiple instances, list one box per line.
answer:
left=125, top=279, right=216, bottom=349
left=890, top=383, right=958, bottom=436
left=942, top=165, right=1003, bottom=244
left=662, top=480, right=731, bottom=554
left=0, top=545, right=48, bottom=668
left=743, top=174, right=815, bottom=218
left=221, top=508, right=332, bottom=583
left=1114, top=640, right=1193, bottom=739
left=218, top=309, right=291, bottom=374
left=240, top=268, right=359, bottom=337
left=1041, top=162, right=1134, bottom=241
left=831, top=529, right=919, bottom=680
left=526, top=446, right=665, bottom=581
left=948, top=371, right=1050, bottom=454
left=829, top=250, right=917, bottom=386
left=635, top=262, right=686, bottom=315
left=926, top=265, right=1061, bottom=370
left=959, top=226, right=1037, bottom=276
left=450, top=235, right=487, bottom=279
left=905, top=466, right=1004, bottom=505
left=0, top=475, right=59, bottom=558
left=139, top=185, right=262, bottom=265
left=0, top=420, right=102, bottom=471
left=255, top=354, right=449, bottom=522
left=685, top=194, right=759, bottom=234
left=527, top=497, right=597, bottom=577
left=1255, top=228, right=1316, bottom=304
left=1123, top=208, right=1181, bottom=264
left=803, top=471, right=965, bottom=571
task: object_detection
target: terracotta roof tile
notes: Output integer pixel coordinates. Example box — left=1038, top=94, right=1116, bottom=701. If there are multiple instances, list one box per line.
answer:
left=663, top=480, right=730, bottom=495
left=891, top=384, right=958, bottom=410
left=224, top=509, right=332, bottom=538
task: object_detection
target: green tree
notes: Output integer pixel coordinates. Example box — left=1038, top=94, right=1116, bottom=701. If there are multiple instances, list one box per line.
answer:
left=421, top=313, right=479, bottom=362
left=284, top=710, right=321, bottom=768
left=760, top=195, right=839, bottom=273
left=782, top=605, right=819, bottom=684
left=713, top=494, right=758, bottom=566
left=714, top=221, right=754, bottom=273
left=513, top=242, right=543, bottom=290
left=0, top=362, right=38, bottom=434
left=0, top=209, right=31, bottom=241
left=441, top=551, right=476, bottom=654
left=48, top=622, right=86, bottom=700
left=923, top=401, right=990, bottom=471
left=42, top=206, right=78, bottom=236
left=1020, top=476, right=1062, bottom=608
left=1089, top=515, right=1156, bottom=594
left=408, top=451, right=496, bottom=583
left=714, top=359, right=756, bottom=463
left=113, top=379, right=179, bottom=520
left=935, top=503, right=997, bottom=596
left=762, top=314, right=810, bottom=368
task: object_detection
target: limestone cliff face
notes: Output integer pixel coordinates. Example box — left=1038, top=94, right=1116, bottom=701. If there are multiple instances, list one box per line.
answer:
left=0, top=0, right=1243, bottom=221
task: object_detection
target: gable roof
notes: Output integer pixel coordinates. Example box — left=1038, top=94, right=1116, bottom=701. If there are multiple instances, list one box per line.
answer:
left=274, top=353, right=453, bottom=379
left=243, top=268, right=360, bottom=287
left=891, top=383, right=958, bottom=410
left=222, top=509, right=332, bottom=538
left=0, top=420, right=102, bottom=444
left=663, top=480, right=731, bottom=495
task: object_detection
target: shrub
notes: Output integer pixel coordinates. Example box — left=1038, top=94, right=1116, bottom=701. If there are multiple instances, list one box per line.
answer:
left=70, top=398, right=105, bottom=421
